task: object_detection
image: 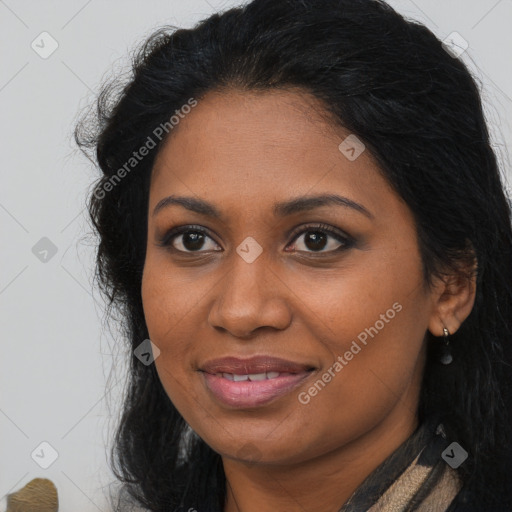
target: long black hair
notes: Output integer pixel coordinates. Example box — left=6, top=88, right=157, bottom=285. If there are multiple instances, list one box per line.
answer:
left=75, top=0, right=512, bottom=510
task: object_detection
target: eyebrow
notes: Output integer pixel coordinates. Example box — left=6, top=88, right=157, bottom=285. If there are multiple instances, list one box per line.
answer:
left=152, top=193, right=374, bottom=220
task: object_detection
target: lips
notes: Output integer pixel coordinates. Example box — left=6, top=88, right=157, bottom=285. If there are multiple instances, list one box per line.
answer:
left=200, top=355, right=314, bottom=375
left=199, top=356, right=316, bottom=408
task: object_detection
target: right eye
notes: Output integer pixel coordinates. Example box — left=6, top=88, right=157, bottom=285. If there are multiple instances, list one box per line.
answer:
left=158, top=225, right=222, bottom=253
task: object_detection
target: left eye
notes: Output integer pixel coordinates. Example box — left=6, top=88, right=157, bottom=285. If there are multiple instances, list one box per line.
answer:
left=288, top=226, right=351, bottom=253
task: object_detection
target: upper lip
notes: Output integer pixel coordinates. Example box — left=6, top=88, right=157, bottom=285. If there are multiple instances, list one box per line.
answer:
left=200, top=356, right=315, bottom=375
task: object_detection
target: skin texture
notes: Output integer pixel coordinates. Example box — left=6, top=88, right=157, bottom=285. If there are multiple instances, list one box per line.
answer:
left=141, top=88, right=476, bottom=512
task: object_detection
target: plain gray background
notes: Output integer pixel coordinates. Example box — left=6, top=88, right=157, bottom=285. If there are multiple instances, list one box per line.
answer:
left=1, top=0, right=511, bottom=510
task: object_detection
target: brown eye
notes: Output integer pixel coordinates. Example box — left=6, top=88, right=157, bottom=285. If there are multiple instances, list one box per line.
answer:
left=287, top=224, right=353, bottom=254
left=159, top=226, right=221, bottom=253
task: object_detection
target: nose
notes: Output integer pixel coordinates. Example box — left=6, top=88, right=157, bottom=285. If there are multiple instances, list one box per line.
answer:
left=207, top=251, right=292, bottom=338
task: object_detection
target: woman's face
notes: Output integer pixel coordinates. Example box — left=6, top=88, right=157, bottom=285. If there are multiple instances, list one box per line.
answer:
left=141, top=88, right=441, bottom=466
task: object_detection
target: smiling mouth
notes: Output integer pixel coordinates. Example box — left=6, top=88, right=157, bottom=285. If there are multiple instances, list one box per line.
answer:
left=215, top=371, right=291, bottom=381
left=199, top=356, right=316, bottom=408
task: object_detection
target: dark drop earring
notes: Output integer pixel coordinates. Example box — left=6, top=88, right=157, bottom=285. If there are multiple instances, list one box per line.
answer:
left=440, top=327, right=453, bottom=365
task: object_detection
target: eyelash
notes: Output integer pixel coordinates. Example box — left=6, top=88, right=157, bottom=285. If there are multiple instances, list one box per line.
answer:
left=157, top=223, right=354, bottom=256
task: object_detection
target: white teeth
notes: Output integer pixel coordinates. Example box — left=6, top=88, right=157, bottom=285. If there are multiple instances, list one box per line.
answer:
left=219, top=371, right=282, bottom=380
left=248, top=373, right=266, bottom=381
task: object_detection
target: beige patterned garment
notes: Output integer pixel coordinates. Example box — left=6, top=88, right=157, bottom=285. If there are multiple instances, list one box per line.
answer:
left=339, top=418, right=463, bottom=512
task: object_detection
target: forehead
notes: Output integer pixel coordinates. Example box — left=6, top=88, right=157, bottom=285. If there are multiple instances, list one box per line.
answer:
left=148, top=88, right=402, bottom=225
left=151, top=88, right=342, bottom=174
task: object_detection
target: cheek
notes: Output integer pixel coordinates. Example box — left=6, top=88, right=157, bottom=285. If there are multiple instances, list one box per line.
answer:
left=141, top=261, right=213, bottom=415
left=286, top=246, right=425, bottom=352
left=287, top=315, right=427, bottom=462
left=289, top=262, right=429, bottom=448
left=141, top=265, right=192, bottom=385
left=141, top=256, right=204, bottom=347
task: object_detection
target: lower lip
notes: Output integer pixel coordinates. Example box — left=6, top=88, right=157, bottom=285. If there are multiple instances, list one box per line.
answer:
left=201, top=371, right=312, bottom=408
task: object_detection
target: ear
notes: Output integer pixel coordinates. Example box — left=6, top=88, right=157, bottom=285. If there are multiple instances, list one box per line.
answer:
left=427, top=251, right=478, bottom=337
